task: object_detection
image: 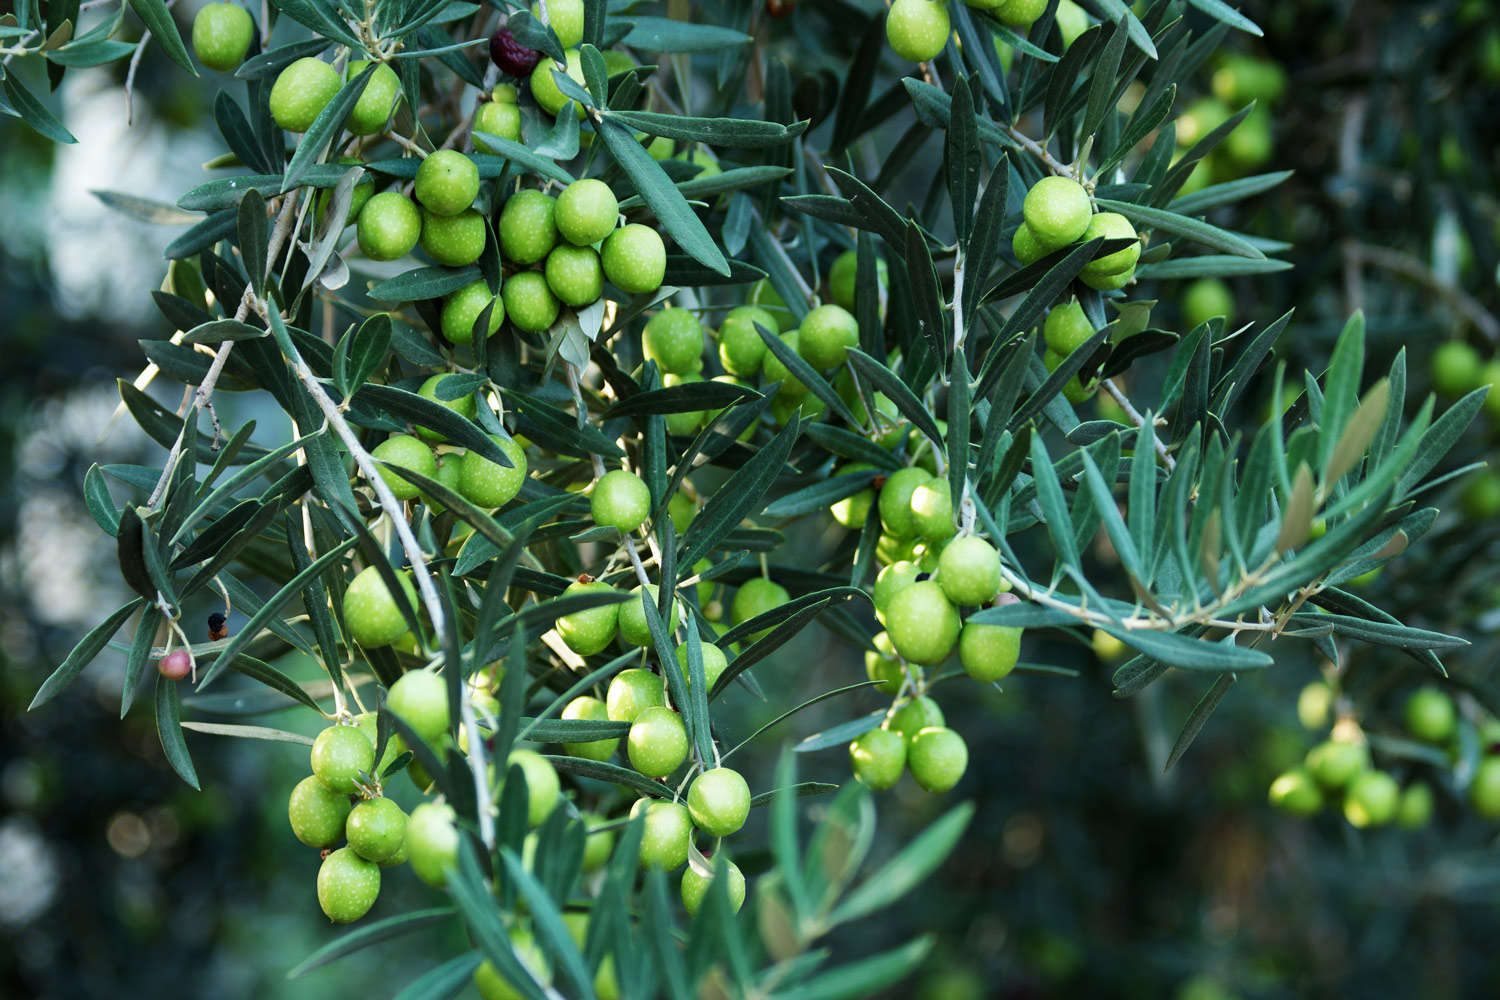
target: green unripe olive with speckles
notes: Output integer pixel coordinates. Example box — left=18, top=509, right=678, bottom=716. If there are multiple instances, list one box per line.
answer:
left=866, top=630, right=923, bottom=694
left=312, top=724, right=376, bottom=795
left=416, top=374, right=479, bottom=440
left=507, top=749, right=559, bottom=827
left=353, top=712, right=405, bottom=775
left=557, top=580, right=620, bottom=656
left=192, top=3, right=254, bottom=73
left=562, top=696, right=617, bottom=761
left=908, top=726, right=968, bottom=793
left=674, top=641, right=728, bottom=693
left=886, top=0, right=950, bottom=62
left=628, top=706, right=688, bottom=777
left=544, top=244, right=603, bottom=306
left=535, top=0, right=584, bottom=46
left=499, top=189, right=558, bottom=265
left=406, top=801, right=460, bottom=886
left=829, top=249, right=888, bottom=311
left=343, top=565, right=417, bottom=648
left=602, top=224, right=666, bottom=294
left=687, top=767, right=751, bottom=837
left=644, top=309, right=705, bottom=375
left=617, top=585, right=668, bottom=647
left=682, top=859, right=746, bottom=916
left=938, top=535, right=1002, bottom=606
left=959, top=621, right=1021, bottom=683
left=474, top=99, right=522, bottom=152
left=632, top=798, right=692, bottom=870
left=718, top=305, right=777, bottom=375
left=347, top=797, right=407, bottom=864
left=503, top=271, right=560, bottom=333
left=1042, top=347, right=1096, bottom=403
left=873, top=560, right=920, bottom=622
left=1013, top=224, right=1048, bottom=265
left=369, top=434, right=435, bottom=500
left=1044, top=300, right=1094, bottom=356
left=345, top=60, right=402, bottom=136
left=1023, top=176, right=1092, bottom=249
left=761, top=328, right=808, bottom=398
left=270, top=57, right=340, bottom=132
left=387, top=670, right=449, bottom=744
left=318, top=847, right=381, bottom=923
left=288, top=775, right=351, bottom=848
left=890, top=696, right=945, bottom=744
left=910, top=478, right=955, bottom=542
left=1079, top=212, right=1140, bottom=277
left=1268, top=766, right=1324, bottom=816
left=831, top=463, right=877, bottom=529
left=878, top=467, right=932, bottom=540
left=591, top=470, right=651, bottom=532
left=797, top=304, right=859, bottom=370
left=850, top=727, right=906, bottom=790
left=531, top=49, right=586, bottom=118
left=555, top=178, right=619, bottom=247
left=607, top=667, right=666, bottom=722
left=996, top=0, right=1047, bottom=28
left=460, top=434, right=527, bottom=508
left=357, top=192, right=422, bottom=262
left=420, top=208, right=486, bottom=266
left=731, top=578, right=789, bottom=640
left=415, top=149, right=479, bottom=216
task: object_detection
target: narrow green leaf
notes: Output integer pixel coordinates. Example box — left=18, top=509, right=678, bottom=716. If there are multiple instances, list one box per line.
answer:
left=1099, top=625, right=1273, bottom=672
left=155, top=674, right=199, bottom=789
left=604, top=109, right=806, bottom=148
left=127, top=0, right=195, bottom=73
left=678, top=417, right=800, bottom=570
left=1094, top=197, right=1265, bottom=258
left=768, top=936, right=935, bottom=1000
left=1083, top=17, right=1130, bottom=141
left=1164, top=673, right=1236, bottom=772
left=828, top=803, right=973, bottom=927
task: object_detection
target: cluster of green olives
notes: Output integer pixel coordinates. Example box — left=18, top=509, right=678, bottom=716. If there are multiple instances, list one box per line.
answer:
left=1013, top=176, right=1141, bottom=290
left=1265, top=683, right=1496, bottom=829
left=1174, top=51, right=1286, bottom=197
left=885, top=0, right=1050, bottom=64
left=1429, top=343, right=1500, bottom=522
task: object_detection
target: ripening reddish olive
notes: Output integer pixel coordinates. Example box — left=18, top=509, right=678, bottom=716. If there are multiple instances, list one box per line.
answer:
left=938, top=535, right=1002, bottom=606
left=562, top=695, right=618, bottom=762
left=686, top=767, right=751, bottom=837
left=632, top=798, right=692, bottom=870
left=369, top=434, right=436, bottom=501
left=682, top=858, right=746, bottom=917
left=347, top=797, right=407, bottom=864
left=489, top=27, right=541, bottom=77
left=602, top=223, right=666, bottom=295
left=1267, top=766, right=1323, bottom=816
left=311, top=724, right=377, bottom=794
left=885, top=0, right=950, bottom=63
left=907, top=726, right=968, bottom=793
left=499, top=189, right=559, bottom=265
left=343, top=564, right=417, bottom=648
left=959, top=621, right=1021, bottom=683
left=592, top=469, right=652, bottom=532
left=1022, top=176, right=1092, bottom=249
left=884, top=580, right=960, bottom=665
left=644, top=309, right=706, bottom=376
left=556, top=580, right=620, bottom=656
left=878, top=467, right=932, bottom=540
left=288, top=775, right=352, bottom=848
left=318, top=847, right=381, bottom=923
left=406, top=801, right=460, bottom=887
left=158, top=649, right=192, bottom=680
left=460, top=434, right=528, bottom=508
left=507, top=749, right=560, bottom=827
left=849, top=727, right=906, bottom=791
left=607, top=667, right=667, bottom=722
left=387, top=669, right=450, bottom=744
left=628, top=706, right=688, bottom=778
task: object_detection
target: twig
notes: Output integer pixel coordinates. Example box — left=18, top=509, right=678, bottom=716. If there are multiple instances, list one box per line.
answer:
left=1101, top=378, right=1175, bottom=471
left=1345, top=240, right=1500, bottom=344
left=1005, top=123, right=1078, bottom=181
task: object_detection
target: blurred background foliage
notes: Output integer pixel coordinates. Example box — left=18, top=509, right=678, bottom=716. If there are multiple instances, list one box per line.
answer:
left=5, top=0, right=1500, bottom=997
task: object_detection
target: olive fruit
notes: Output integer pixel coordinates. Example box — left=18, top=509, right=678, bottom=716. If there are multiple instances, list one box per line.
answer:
left=270, top=57, right=340, bottom=132
left=686, top=767, right=751, bottom=837
left=717, top=305, right=776, bottom=375
left=347, top=797, right=407, bottom=864
left=369, top=434, right=436, bottom=501
left=909, top=478, right=955, bottom=542
left=406, top=801, right=460, bottom=887
left=1022, top=176, right=1092, bottom=249
left=907, top=726, right=968, bottom=793
left=158, top=649, right=192, bottom=680
left=489, top=27, right=541, bottom=77
left=761, top=328, right=808, bottom=398
left=878, top=467, right=932, bottom=539
left=474, top=930, right=549, bottom=1000
left=581, top=811, right=615, bottom=871
left=554, top=178, right=619, bottom=247
left=996, top=0, right=1047, bottom=28
left=884, top=580, right=960, bottom=664
left=419, top=208, right=486, bottom=267
left=797, top=304, right=859, bottom=370
left=849, top=727, right=906, bottom=791
left=872, top=560, right=920, bottom=621
left=499, top=189, right=559, bottom=265
left=503, top=271, right=560, bottom=333
left=530, top=49, right=586, bottom=118
left=632, top=798, right=692, bottom=870
left=556, top=580, right=620, bottom=656
left=1296, top=681, right=1333, bottom=730
left=288, top=775, right=352, bottom=848
left=312, top=724, right=377, bottom=794
left=886, top=0, right=950, bottom=63
left=1043, top=299, right=1093, bottom=356
left=1305, top=739, right=1368, bottom=789
left=628, top=706, right=688, bottom=777
left=730, top=578, right=789, bottom=640
left=1181, top=278, right=1234, bottom=330
left=592, top=469, right=652, bottom=532
left=357, top=192, right=422, bottom=262
left=415, top=149, right=480, bottom=217
left=1343, top=770, right=1400, bottom=828
left=674, top=641, right=728, bottom=692
left=534, top=0, right=584, bottom=47
left=387, top=669, right=450, bottom=744
left=415, top=374, right=480, bottom=441
left=318, top=847, right=381, bottom=923
left=345, top=60, right=401, bottom=136
left=1404, top=687, right=1457, bottom=743
left=937, top=535, right=1002, bottom=606
left=831, top=463, right=877, bottom=529
left=507, top=749, right=560, bottom=827
left=1079, top=212, right=1140, bottom=277
left=829, top=249, right=888, bottom=311
left=890, top=695, right=945, bottom=742
left=607, top=668, right=667, bottom=722
left=1267, top=767, right=1323, bottom=816
left=682, top=858, right=746, bottom=917
left=473, top=98, right=522, bottom=151
left=602, top=223, right=666, bottom=294
left=617, top=585, right=668, bottom=647
left=192, top=2, right=254, bottom=73
left=1013, top=224, right=1048, bottom=265
left=544, top=244, right=603, bottom=306
left=343, top=565, right=417, bottom=648
left=460, top=434, right=528, bottom=508
left=1396, top=781, right=1435, bottom=830
left=958, top=622, right=1021, bottom=683
left=643, top=309, right=706, bottom=376
left=561, top=696, right=617, bottom=762
left=865, top=631, right=920, bottom=694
